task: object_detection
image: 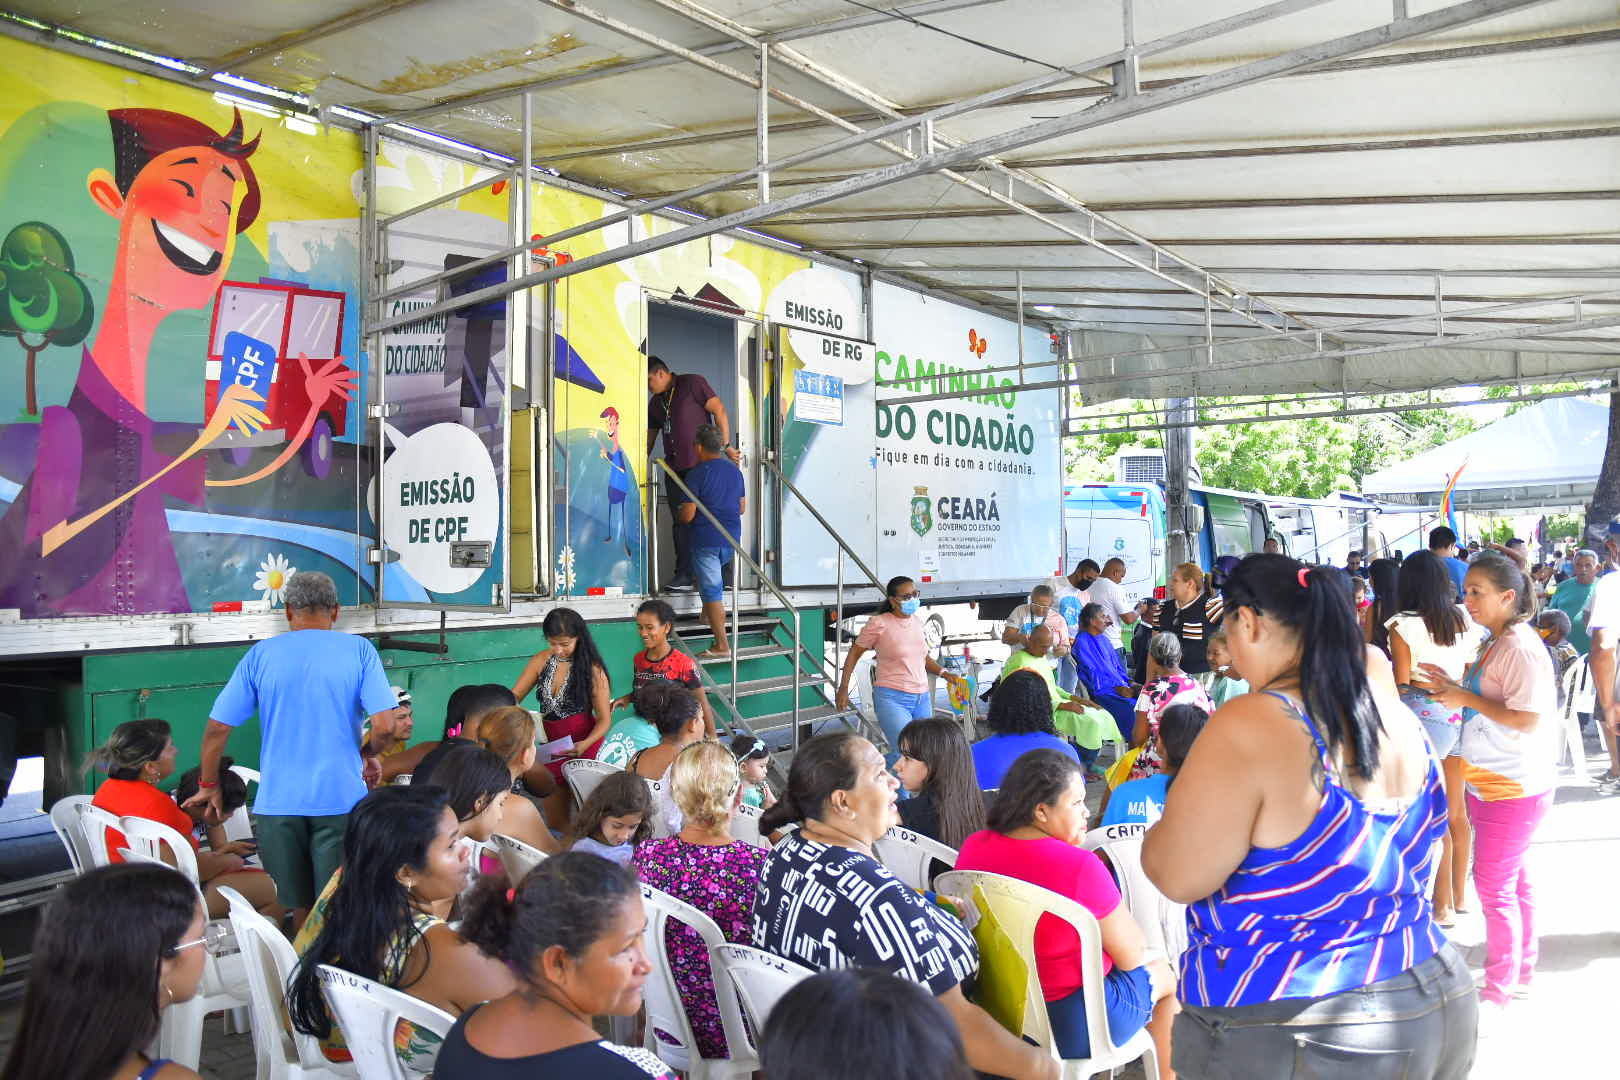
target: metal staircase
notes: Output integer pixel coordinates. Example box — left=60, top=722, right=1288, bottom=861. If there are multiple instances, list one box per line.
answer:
left=652, top=461, right=887, bottom=780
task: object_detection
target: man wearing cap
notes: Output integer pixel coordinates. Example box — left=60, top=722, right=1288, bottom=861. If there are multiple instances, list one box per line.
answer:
left=1581, top=517, right=1620, bottom=792
left=647, top=355, right=738, bottom=592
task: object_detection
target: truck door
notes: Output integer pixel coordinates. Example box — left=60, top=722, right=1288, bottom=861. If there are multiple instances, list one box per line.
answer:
left=372, top=205, right=518, bottom=610
left=1088, top=513, right=1155, bottom=598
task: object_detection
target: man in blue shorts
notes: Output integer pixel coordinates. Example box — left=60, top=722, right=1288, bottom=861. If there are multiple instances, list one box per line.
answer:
left=679, top=423, right=745, bottom=660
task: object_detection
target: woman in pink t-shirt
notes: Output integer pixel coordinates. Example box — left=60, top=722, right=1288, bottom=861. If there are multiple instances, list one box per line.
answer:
left=955, top=749, right=1177, bottom=1069
left=836, top=576, right=967, bottom=762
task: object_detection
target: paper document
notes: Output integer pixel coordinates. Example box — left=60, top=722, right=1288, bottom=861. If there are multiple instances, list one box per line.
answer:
left=538, top=734, right=575, bottom=762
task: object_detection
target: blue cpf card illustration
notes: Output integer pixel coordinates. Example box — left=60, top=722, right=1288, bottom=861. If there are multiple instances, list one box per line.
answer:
left=217, top=331, right=279, bottom=431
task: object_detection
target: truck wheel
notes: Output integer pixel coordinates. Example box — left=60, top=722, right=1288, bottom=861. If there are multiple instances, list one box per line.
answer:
left=303, top=414, right=335, bottom=479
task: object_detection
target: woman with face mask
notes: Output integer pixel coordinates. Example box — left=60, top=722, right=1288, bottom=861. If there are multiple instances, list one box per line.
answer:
left=836, top=576, right=969, bottom=764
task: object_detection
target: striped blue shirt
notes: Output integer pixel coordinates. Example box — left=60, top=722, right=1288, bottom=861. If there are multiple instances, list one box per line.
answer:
left=1180, top=692, right=1449, bottom=1008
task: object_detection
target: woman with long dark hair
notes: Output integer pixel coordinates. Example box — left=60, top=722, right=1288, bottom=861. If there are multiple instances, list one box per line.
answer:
left=435, top=853, right=672, bottom=1077
left=1, top=863, right=208, bottom=1080
left=893, top=718, right=986, bottom=849
left=287, top=786, right=516, bottom=1073
left=1143, top=554, right=1475, bottom=1079
left=1365, top=556, right=1401, bottom=653
left=835, top=575, right=968, bottom=763
left=1389, top=549, right=1484, bottom=925
left=955, top=749, right=1176, bottom=1071
left=1412, top=551, right=1558, bottom=1016
left=512, top=607, right=615, bottom=827
left=629, top=678, right=709, bottom=836
left=87, top=718, right=278, bottom=919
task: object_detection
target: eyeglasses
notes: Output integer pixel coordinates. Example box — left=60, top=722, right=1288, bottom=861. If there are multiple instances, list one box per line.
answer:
left=173, top=922, right=233, bottom=958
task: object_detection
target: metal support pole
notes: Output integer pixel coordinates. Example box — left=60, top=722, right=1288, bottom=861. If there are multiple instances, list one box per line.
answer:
left=835, top=548, right=845, bottom=701
left=757, top=45, right=770, bottom=204
left=1164, top=397, right=1196, bottom=567
left=361, top=122, right=381, bottom=598
left=1016, top=270, right=1026, bottom=383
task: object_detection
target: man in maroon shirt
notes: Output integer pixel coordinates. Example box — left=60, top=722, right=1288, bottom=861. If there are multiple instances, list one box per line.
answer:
left=646, top=355, right=738, bottom=591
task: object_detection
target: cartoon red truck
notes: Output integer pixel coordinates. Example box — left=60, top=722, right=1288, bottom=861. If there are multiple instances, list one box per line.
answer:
left=203, top=280, right=349, bottom=477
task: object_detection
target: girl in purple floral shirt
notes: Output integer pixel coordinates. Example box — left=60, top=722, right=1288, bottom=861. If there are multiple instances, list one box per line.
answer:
left=631, top=741, right=766, bottom=1061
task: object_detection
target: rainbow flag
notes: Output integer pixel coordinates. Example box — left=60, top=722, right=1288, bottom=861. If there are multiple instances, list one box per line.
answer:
left=1440, top=459, right=1469, bottom=539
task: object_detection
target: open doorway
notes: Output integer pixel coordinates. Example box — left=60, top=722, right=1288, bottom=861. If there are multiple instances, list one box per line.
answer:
left=645, top=299, right=758, bottom=593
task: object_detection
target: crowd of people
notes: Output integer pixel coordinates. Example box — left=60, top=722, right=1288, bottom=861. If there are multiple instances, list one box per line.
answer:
left=4, top=513, right=1590, bottom=1080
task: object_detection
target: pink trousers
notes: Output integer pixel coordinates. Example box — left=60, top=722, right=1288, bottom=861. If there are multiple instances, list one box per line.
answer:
left=1466, top=789, right=1553, bottom=1005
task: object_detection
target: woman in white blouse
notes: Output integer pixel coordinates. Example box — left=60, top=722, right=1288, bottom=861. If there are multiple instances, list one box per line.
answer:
left=1386, top=550, right=1483, bottom=926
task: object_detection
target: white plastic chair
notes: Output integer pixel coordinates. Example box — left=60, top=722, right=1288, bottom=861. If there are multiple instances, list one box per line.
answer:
left=873, top=826, right=958, bottom=892
left=80, top=803, right=124, bottom=869
left=316, top=965, right=456, bottom=1080
left=562, top=757, right=622, bottom=806
left=1082, top=828, right=1186, bottom=970
left=121, top=815, right=252, bottom=1069
left=729, top=804, right=770, bottom=849
left=225, top=764, right=261, bottom=845
left=48, top=795, right=95, bottom=874
left=393, top=774, right=413, bottom=786
left=935, top=869, right=1159, bottom=1080
left=218, top=886, right=354, bottom=1080
left=638, top=882, right=758, bottom=1079
left=489, top=832, right=548, bottom=882
left=1559, top=656, right=1593, bottom=777
left=459, top=836, right=492, bottom=881
left=711, top=944, right=814, bottom=1038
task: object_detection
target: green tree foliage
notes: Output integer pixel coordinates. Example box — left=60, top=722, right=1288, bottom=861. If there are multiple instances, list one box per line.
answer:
left=0, top=221, right=94, bottom=417
left=1542, top=513, right=1583, bottom=547
left=1067, top=392, right=1477, bottom=498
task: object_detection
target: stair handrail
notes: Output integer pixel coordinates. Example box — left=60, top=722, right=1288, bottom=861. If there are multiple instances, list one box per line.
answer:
left=761, top=456, right=884, bottom=591
left=761, top=455, right=891, bottom=747
left=656, top=459, right=802, bottom=746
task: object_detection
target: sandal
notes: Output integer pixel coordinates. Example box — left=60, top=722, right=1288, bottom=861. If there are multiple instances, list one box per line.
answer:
left=697, top=647, right=732, bottom=660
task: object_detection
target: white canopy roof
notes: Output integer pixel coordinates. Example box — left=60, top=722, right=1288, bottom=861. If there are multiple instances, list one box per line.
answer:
left=17, top=0, right=1620, bottom=401
left=1361, top=396, right=1607, bottom=509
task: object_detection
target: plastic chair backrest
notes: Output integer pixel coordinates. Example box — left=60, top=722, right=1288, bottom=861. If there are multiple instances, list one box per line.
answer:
left=638, top=882, right=756, bottom=1074
left=562, top=757, right=621, bottom=806
left=1081, top=822, right=1147, bottom=849
left=393, top=774, right=413, bottom=786
left=873, top=826, right=958, bottom=892
left=48, top=795, right=95, bottom=874
left=219, top=886, right=353, bottom=1076
left=489, top=833, right=548, bottom=882
left=80, top=803, right=123, bottom=869
left=1559, top=656, right=1592, bottom=773
left=224, top=764, right=260, bottom=845
left=934, top=869, right=1116, bottom=1063
left=1085, top=830, right=1186, bottom=965
left=458, top=836, right=491, bottom=880
left=316, top=965, right=455, bottom=1080
left=730, top=804, right=769, bottom=849
left=121, top=815, right=204, bottom=888
left=712, top=944, right=814, bottom=1038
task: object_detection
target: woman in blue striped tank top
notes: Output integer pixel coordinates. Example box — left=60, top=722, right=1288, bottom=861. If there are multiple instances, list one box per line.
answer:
left=1143, top=555, right=1477, bottom=1079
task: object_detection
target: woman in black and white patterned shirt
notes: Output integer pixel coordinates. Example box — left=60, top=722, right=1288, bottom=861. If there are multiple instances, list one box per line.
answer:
left=753, top=733, right=1060, bottom=1080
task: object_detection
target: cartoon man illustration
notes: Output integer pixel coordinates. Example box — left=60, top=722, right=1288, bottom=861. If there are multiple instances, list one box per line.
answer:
left=597, top=405, right=632, bottom=554
left=0, top=108, right=353, bottom=618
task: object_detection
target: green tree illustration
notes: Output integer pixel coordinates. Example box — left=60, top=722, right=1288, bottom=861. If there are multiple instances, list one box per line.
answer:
left=0, top=222, right=95, bottom=417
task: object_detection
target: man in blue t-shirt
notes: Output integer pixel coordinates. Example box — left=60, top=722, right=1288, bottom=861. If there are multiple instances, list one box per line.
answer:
left=1429, top=525, right=1469, bottom=601
left=679, top=423, right=746, bottom=660
left=184, top=571, right=402, bottom=923
left=1102, top=699, right=1210, bottom=826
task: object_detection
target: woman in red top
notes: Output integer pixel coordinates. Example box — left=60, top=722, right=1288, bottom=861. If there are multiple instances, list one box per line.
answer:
left=89, top=718, right=278, bottom=919
left=954, top=749, right=1177, bottom=1074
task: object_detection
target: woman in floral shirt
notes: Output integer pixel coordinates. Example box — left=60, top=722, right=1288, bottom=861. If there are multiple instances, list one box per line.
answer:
left=632, top=741, right=767, bottom=1061
left=1128, top=632, right=1213, bottom=781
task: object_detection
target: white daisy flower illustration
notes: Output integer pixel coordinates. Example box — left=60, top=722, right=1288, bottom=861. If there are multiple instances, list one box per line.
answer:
left=253, top=553, right=297, bottom=606
left=556, top=546, right=577, bottom=593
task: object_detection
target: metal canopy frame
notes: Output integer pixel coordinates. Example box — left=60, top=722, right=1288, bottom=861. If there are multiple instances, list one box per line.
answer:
left=360, top=0, right=1556, bottom=342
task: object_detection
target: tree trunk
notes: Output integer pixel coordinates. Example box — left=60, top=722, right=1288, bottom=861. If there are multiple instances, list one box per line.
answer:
left=24, top=343, right=38, bottom=416
left=1587, top=379, right=1620, bottom=545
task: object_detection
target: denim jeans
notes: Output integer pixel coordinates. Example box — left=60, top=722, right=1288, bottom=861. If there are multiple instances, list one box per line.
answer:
left=872, top=685, right=932, bottom=764
left=692, top=546, right=732, bottom=603
left=1173, top=946, right=1477, bottom=1080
